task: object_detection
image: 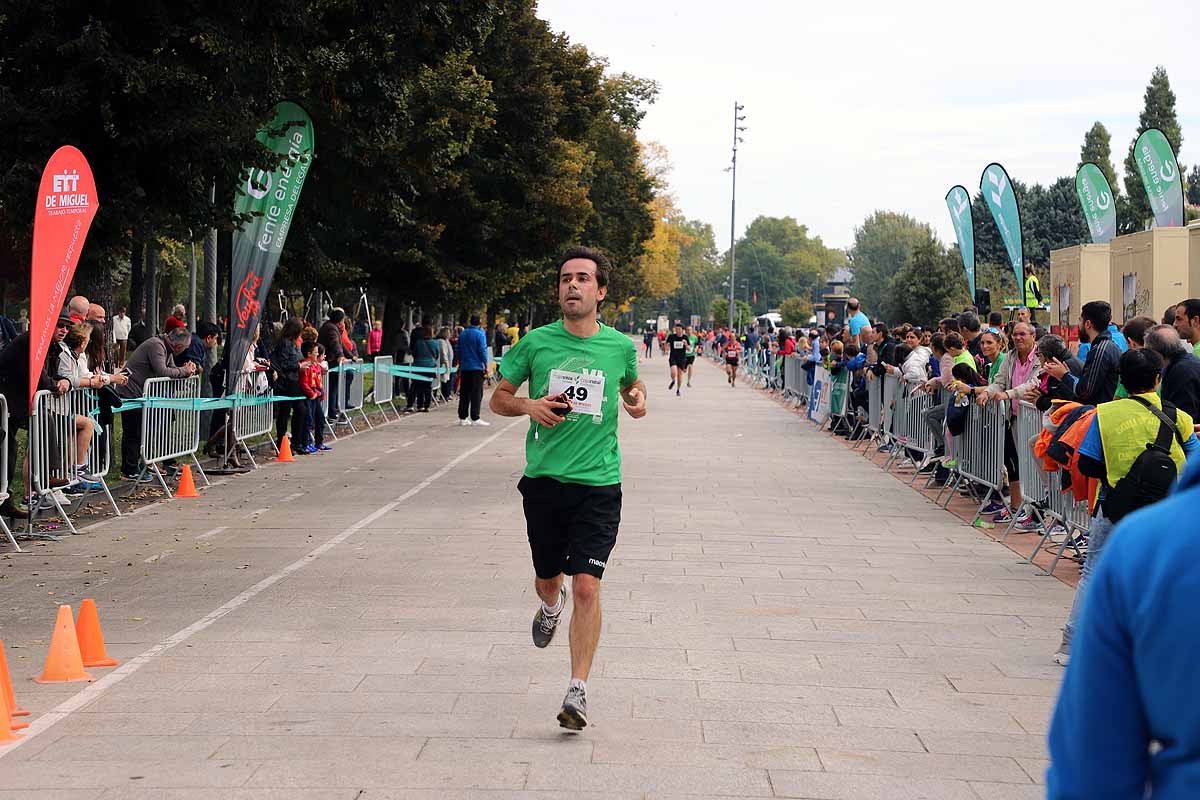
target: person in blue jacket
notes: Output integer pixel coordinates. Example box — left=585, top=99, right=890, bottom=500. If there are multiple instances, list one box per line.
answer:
left=1047, top=430, right=1200, bottom=798
left=456, top=315, right=490, bottom=426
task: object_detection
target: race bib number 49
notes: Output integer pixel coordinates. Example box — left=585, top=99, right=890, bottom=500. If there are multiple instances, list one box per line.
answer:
left=548, top=369, right=605, bottom=417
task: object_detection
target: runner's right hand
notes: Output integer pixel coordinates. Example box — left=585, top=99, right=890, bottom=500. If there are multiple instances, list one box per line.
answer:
left=527, top=395, right=571, bottom=427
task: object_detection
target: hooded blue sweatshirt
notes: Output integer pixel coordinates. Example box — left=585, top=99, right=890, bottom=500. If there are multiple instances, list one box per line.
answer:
left=1047, top=453, right=1200, bottom=798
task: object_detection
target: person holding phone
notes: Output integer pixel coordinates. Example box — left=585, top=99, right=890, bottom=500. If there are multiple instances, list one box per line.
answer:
left=490, top=246, right=646, bottom=731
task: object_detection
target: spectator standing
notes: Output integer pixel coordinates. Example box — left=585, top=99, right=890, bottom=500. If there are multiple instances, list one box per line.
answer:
left=846, top=298, right=870, bottom=346
left=980, top=321, right=1041, bottom=526
left=1071, top=301, right=1121, bottom=405
left=270, top=318, right=308, bottom=450
left=1172, top=298, right=1200, bottom=357
left=112, top=307, right=131, bottom=368
left=367, top=320, right=383, bottom=357
left=128, top=310, right=150, bottom=350
left=298, top=341, right=330, bottom=453
left=16, top=308, right=29, bottom=334
left=1054, top=348, right=1199, bottom=667
left=408, top=324, right=439, bottom=412
left=457, top=315, right=489, bottom=426
left=164, top=304, right=186, bottom=333
left=494, top=319, right=511, bottom=360
left=436, top=326, right=454, bottom=401
left=116, top=327, right=196, bottom=480
left=1146, top=324, right=1200, bottom=422
left=317, top=309, right=348, bottom=423
left=339, top=315, right=361, bottom=411
left=958, top=311, right=983, bottom=360
left=67, top=295, right=90, bottom=322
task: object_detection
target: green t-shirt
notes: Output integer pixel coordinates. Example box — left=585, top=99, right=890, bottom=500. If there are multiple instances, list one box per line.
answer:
left=500, top=320, right=638, bottom=486
left=687, top=334, right=698, bottom=356
left=987, top=351, right=1005, bottom=384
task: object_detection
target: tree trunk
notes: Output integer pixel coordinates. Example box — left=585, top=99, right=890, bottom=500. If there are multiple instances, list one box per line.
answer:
left=128, top=237, right=144, bottom=324
left=382, top=290, right=406, bottom=356
left=145, top=242, right=158, bottom=333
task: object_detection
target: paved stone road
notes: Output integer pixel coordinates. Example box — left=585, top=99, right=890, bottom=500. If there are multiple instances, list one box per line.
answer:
left=0, top=357, right=1070, bottom=798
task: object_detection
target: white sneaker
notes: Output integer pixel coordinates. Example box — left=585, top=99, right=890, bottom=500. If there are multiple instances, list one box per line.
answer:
left=473, top=419, right=491, bottom=427
left=458, top=418, right=472, bottom=426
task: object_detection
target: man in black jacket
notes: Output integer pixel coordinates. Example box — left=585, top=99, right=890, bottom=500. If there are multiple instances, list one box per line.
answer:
left=115, top=327, right=195, bottom=479
left=1073, top=301, right=1121, bottom=405
left=1147, top=324, right=1200, bottom=422
left=317, top=309, right=347, bottom=422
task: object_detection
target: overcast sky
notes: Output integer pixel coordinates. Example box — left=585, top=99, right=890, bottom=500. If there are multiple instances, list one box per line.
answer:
left=537, top=0, right=1200, bottom=253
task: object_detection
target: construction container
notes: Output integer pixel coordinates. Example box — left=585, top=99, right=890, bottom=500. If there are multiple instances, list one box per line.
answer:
left=1049, top=243, right=1111, bottom=341
left=1108, top=228, right=1191, bottom=324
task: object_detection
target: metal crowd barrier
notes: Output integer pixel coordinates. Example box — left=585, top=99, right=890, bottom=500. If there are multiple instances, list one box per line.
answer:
left=28, top=388, right=121, bottom=535
left=371, top=356, right=399, bottom=420
left=885, top=379, right=937, bottom=475
left=937, top=399, right=1006, bottom=520
left=140, top=375, right=209, bottom=498
left=806, top=366, right=832, bottom=426
left=231, top=369, right=278, bottom=468
left=331, top=362, right=371, bottom=433
left=0, top=396, right=20, bottom=551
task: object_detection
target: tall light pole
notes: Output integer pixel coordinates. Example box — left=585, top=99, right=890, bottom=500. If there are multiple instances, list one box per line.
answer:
left=726, top=101, right=746, bottom=332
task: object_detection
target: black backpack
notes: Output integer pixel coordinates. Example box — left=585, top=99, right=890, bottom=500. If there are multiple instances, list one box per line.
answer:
left=1101, top=396, right=1184, bottom=523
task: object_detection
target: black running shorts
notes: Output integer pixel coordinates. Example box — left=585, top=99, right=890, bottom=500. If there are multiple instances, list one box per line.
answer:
left=725, top=358, right=739, bottom=367
left=685, top=355, right=695, bottom=365
left=518, top=476, right=621, bottom=580
left=669, top=355, right=687, bottom=369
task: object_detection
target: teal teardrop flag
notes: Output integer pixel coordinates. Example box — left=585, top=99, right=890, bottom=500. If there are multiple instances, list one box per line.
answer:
left=945, top=185, right=975, bottom=298
left=1075, top=163, right=1117, bottom=243
left=980, top=163, right=1024, bottom=293
left=1134, top=128, right=1184, bottom=228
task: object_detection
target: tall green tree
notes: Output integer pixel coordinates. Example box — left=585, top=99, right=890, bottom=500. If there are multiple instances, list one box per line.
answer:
left=848, top=211, right=932, bottom=323
left=1079, top=121, right=1120, bottom=196
left=666, top=218, right=721, bottom=323
left=890, top=234, right=968, bottom=327
left=1123, top=66, right=1184, bottom=230
left=724, top=216, right=843, bottom=313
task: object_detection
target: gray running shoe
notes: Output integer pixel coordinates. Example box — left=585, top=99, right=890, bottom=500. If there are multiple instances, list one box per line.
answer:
left=557, top=683, right=588, bottom=730
left=532, top=585, right=566, bottom=648
left=1054, top=632, right=1070, bottom=666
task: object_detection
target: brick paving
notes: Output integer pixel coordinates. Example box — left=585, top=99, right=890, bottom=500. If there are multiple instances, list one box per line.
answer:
left=0, top=356, right=1067, bottom=798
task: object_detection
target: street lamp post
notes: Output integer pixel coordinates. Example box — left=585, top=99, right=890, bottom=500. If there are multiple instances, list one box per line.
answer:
left=726, top=101, right=746, bottom=333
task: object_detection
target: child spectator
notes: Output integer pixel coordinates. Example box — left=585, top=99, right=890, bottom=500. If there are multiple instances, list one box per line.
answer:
left=299, top=342, right=331, bottom=454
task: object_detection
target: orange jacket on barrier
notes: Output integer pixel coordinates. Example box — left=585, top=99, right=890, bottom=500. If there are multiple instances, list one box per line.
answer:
left=1034, top=401, right=1099, bottom=513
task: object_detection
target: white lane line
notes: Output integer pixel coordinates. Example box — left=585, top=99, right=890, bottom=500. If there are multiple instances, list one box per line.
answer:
left=142, top=550, right=175, bottom=564
left=365, top=456, right=380, bottom=464
left=400, top=441, right=414, bottom=448
left=195, top=526, right=228, bottom=541
left=385, top=448, right=398, bottom=454
left=281, top=492, right=304, bottom=502
left=247, top=507, right=270, bottom=518
left=0, top=417, right=522, bottom=757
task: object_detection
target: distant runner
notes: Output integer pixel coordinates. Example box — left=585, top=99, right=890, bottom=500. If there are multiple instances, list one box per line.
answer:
left=723, top=334, right=741, bottom=386
left=490, top=246, right=647, bottom=731
left=665, top=323, right=688, bottom=396
left=685, top=326, right=699, bottom=387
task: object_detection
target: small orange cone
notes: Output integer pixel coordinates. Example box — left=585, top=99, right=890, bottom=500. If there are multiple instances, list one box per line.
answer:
left=0, top=686, right=23, bottom=742
left=175, top=464, right=199, bottom=498
left=33, top=606, right=93, bottom=684
left=76, top=599, right=118, bottom=669
left=0, top=641, right=29, bottom=719
left=277, top=434, right=295, bottom=463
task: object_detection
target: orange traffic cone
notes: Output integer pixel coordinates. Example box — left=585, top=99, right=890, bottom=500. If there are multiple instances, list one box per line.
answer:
left=0, top=687, right=23, bottom=742
left=175, top=464, right=199, bottom=498
left=277, top=434, right=295, bottom=463
left=0, top=642, right=28, bottom=730
left=33, top=606, right=93, bottom=684
left=76, top=599, right=118, bottom=668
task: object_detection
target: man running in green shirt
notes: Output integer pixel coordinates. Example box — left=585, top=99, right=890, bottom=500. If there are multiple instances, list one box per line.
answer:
left=491, top=246, right=648, bottom=731
left=685, top=325, right=699, bottom=387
